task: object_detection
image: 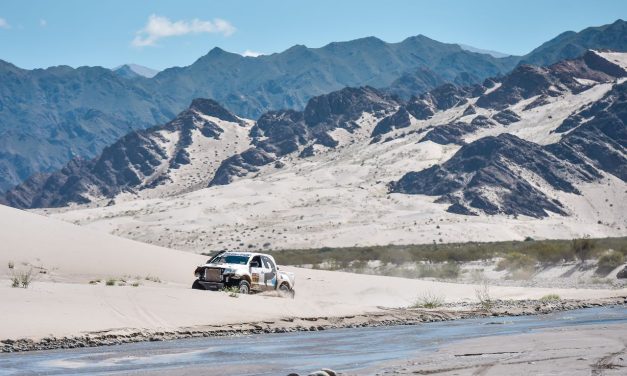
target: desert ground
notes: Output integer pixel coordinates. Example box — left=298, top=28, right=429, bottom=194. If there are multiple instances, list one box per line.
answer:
left=371, top=323, right=627, bottom=376
left=1, top=204, right=626, bottom=348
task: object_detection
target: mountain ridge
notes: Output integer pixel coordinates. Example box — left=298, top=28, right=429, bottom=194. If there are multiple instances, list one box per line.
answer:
left=1, top=20, right=626, bottom=193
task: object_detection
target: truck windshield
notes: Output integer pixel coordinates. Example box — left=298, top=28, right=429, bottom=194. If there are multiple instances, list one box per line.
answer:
left=212, top=254, right=250, bottom=265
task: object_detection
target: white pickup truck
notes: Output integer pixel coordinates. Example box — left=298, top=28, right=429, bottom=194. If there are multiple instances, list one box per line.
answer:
left=193, top=251, right=295, bottom=296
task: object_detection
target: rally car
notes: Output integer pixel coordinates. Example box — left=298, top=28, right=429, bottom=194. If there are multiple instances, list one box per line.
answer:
left=192, top=251, right=295, bottom=296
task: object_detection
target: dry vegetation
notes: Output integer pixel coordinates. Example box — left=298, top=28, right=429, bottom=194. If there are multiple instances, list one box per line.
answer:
left=265, top=237, right=627, bottom=280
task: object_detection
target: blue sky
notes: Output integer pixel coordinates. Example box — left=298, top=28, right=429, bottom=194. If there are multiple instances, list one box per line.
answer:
left=0, top=0, right=625, bottom=70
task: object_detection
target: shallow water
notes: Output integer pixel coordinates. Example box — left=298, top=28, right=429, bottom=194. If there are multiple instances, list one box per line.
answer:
left=1, top=306, right=626, bottom=376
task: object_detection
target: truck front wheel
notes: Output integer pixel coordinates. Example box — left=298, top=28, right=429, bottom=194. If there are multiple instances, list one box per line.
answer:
left=192, top=280, right=204, bottom=290
left=238, top=280, right=250, bottom=294
left=279, top=283, right=295, bottom=299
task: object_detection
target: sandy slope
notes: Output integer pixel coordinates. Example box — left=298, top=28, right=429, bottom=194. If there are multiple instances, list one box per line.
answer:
left=1, top=205, right=626, bottom=341
left=0, top=204, right=204, bottom=284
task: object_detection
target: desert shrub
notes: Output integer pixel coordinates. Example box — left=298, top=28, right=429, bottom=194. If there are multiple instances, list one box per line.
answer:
left=412, top=291, right=444, bottom=308
left=496, top=252, right=536, bottom=272
left=7, top=261, right=14, bottom=270
left=540, top=294, right=560, bottom=302
left=145, top=275, right=161, bottom=283
left=596, top=251, right=625, bottom=275
left=475, top=280, right=493, bottom=311
left=10, top=269, right=33, bottom=288
left=572, top=238, right=596, bottom=261
left=106, top=278, right=117, bottom=286
left=222, top=286, right=239, bottom=298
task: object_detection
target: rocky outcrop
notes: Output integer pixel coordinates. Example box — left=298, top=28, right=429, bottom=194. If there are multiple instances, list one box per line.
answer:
left=210, top=149, right=275, bottom=186
left=390, top=133, right=601, bottom=218
left=492, top=109, right=521, bottom=125
left=371, top=107, right=411, bottom=137
left=210, top=87, right=398, bottom=186
left=419, top=115, right=494, bottom=145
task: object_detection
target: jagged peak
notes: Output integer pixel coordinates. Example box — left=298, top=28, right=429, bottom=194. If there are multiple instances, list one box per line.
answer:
left=188, top=98, right=243, bottom=124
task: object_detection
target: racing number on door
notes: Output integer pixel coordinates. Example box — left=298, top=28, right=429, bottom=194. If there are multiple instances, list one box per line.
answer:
left=249, top=255, right=264, bottom=289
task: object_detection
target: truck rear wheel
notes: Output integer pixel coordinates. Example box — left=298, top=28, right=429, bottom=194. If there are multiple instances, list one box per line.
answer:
left=238, top=280, right=250, bottom=294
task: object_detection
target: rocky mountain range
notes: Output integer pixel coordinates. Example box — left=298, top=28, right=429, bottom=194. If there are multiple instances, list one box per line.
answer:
left=3, top=49, right=625, bottom=223
left=1, top=20, right=625, bottom=193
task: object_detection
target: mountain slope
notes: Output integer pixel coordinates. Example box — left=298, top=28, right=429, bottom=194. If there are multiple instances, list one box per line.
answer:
left=521, top=19, right=627, bottom=67
left=389, top=52, right=626, bottom=218
left=1, top=99, right=251, bottom=208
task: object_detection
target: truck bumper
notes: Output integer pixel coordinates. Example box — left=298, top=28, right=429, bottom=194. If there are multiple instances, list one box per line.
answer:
left=196, top=280, right=224, bottom=290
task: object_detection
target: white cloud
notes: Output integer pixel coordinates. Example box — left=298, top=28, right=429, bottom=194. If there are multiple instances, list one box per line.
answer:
left=0, top=17, right=10, bottom=29
left=241, top=50, right=263, bottom=57
left=132, top=14, right=236, bottom=47
left=39, top=19, right=47, bottom=27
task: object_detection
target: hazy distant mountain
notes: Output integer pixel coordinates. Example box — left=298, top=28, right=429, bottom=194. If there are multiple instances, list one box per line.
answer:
left=521, top=19, right=627, bottom=66
left=457, top=44, right=511, bottom=58
left=0, top=61, right=180, bottom=192
left=151, top=35, right=515, bottom=119
left=113, top=64, right=159, bottom=79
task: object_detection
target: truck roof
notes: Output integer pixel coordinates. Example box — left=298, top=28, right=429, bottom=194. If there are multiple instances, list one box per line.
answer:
left=216, top=251, right=273, bottom=257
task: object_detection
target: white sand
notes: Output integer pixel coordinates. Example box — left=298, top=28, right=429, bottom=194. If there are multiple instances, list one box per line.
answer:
left=1, top=205, right=625, bottom=340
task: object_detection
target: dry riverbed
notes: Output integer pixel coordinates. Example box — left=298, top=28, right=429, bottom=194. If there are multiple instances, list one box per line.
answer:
left=3, top=296, right=625, bottom=353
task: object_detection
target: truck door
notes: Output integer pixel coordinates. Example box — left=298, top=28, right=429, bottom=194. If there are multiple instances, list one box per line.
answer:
left=262, top=256, right=277, bottom=289
left=249, top=255, right=264, bottom=291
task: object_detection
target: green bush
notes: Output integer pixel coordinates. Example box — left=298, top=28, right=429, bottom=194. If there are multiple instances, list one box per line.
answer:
left=596, top=251, right=625, bottom=275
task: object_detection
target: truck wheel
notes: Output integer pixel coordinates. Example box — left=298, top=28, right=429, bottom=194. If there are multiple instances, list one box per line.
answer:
left=192, top=280, right=204, bottom=290
left=238, top=280, right=250, bottom=294
left=279, top=283, right=295, bottom=299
